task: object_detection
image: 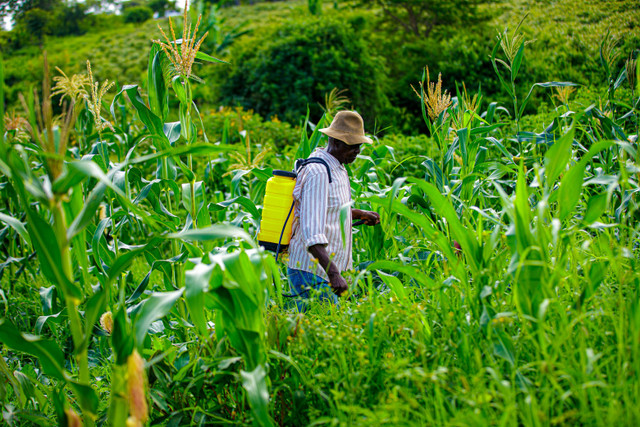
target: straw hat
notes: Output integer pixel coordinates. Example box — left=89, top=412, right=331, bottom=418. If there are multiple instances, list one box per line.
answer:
left=319, top=111, right=373, bottom=145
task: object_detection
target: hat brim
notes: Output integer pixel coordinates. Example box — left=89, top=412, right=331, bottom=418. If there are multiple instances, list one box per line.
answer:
left=319, top=128, right=373, bottom=145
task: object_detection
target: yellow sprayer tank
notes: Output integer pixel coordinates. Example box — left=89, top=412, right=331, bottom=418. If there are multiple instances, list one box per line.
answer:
left=258, top=170, right=297, bottom=253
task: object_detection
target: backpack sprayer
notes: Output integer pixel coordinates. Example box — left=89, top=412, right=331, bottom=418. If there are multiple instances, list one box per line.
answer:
left=257, top=158, right=333, bottom=262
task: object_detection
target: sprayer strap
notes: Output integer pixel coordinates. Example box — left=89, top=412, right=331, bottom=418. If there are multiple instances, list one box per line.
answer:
left=294, top=158, right=333, bottom=183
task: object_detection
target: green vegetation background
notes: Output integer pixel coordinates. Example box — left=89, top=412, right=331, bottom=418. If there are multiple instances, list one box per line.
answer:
left=3, top=0, right=639, bottom=140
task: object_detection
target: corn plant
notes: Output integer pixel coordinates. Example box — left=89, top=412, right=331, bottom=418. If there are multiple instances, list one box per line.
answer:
left=490, top=16, right=578, bottom=155
left=0, top=14, right=256, bottom=423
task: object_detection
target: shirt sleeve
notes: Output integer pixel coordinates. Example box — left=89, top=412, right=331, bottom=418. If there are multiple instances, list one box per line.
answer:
left=298, top=166, right=329, bottom=250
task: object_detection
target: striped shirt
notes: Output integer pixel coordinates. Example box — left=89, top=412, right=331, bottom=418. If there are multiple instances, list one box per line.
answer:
left=287, top=148, right=352, bottom=280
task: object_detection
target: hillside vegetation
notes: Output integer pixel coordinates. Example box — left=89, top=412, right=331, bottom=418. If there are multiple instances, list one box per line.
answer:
left=3, top=0, right=639, bottom=135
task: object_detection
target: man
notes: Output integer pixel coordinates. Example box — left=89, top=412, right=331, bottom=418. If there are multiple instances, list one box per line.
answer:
left=287, top=111, right=380, bottom=307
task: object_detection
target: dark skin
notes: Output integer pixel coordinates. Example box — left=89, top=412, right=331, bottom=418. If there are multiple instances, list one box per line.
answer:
left=308, top=137, right=381, bottom=296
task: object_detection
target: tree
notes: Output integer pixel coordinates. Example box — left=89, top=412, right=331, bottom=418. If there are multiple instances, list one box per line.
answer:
left=220, top=17, right=388, bottom=127
left=123, top=5, right=152, bottom=22
left=19, top=7, right=49, bottom=43
left=0, top=0, right=21, bottom=20
left=50, top=3, right=87, bottom=36
left=361, top=0, right=490, bottom=39
left=147, top=0, right=176, bottom=17
left=1, top=0, right=60, bottom=22
left=83, top=0, right=120, bottom=14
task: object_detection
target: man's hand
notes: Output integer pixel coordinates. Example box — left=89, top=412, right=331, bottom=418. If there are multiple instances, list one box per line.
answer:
left=352, top=208, right=380, bottom=226
left=328, top=271, right=349, bottom=296
left=308, top=244, right=349, bottom=297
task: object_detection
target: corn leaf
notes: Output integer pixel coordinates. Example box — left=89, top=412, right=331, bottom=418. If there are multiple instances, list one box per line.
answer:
left=544, top=124, right=575, bottom=188
left=26, top=208, right=82, bottom=300
left=108, top=238, right=163, bottom=286
left=215, top=196, right=260, bottom=219
left=92, top=218, right=115, bottom=273
left=407, top=178, right=480, bottom=272
left=241, top=365, right=274, bottom=427
left=490, top=39, right=514, bottom=99
left=112, top=307, right=134, bottom=365
left=0, top=212, right=32, bottom=248
left=378, top=271, right=409, bottom=303
left=185, top=262, right=215, bottom=337
left=511, top=41, right=526, bottom=81
left=367, top=260, right=435, bottom=289
left=519, top=81, right=579, bottom=119
left=558, top=161, right=587, bottom=221
left=0, top=52, right=4, bottom=148
left=78, top=290, right=107, bottom=354
left=583, top=193, right=608, bottom=224
left=169, top=224, right=257, bottom=248
left=195, top=51, right=228, bottom=64
left=558, top=140, right=612, bottom=221
left=0, top=320, right=99, bottom=414
left=133, top=289, right=184, bottom=347
left=181, top=181, right=205, bottom=213
left=148, top=48, right=169, bottom=122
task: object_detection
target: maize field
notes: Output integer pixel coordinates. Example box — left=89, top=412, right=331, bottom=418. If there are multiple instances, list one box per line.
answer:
left=0, top=4, right=639, bottom=426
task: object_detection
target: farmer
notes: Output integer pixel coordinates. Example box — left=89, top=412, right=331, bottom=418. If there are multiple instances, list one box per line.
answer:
left=287, top=111, right=380, bottom=308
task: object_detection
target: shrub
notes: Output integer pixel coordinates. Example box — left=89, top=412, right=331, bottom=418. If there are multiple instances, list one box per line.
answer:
left=19, top=8, right=51, bottom=43
left=148, top=0, right=176, bottom=17
left=201, top=106, right=299, bottom=152
left=219, top=15, right=388, bottom=129
left=80, top=13, right=125, bottom=32
left=123, top=6, right=153, bottom=23
left=50, top=4, right=88, bottom=37
left=0, top=31, right=9, bottom=52
left=365, top=23, right=500, bottom=135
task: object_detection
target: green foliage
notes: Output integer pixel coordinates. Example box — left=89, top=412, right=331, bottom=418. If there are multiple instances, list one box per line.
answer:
left=360, top=0, right=490, bottom=38
left=18, top=8, right=49, bottom=43
left=193, top=0, right=252, bottom=56
left=49, top=3, right=88, bottom=37
left=147, top=0, right=176, bottom=17
left=123, top=5, right=153, bottom=23
left=2, top=0, right=639, bottom=136
left=201, top=106, right=299, bottom=151
left=307, top=0, right=322, bottom=15
left=5, top=2, right=91, bottom=49
left=219, top=14, right=388, bottom=128
left=0, top=2, right=639, bottom=426
left=1, top=0, right=60, bottom=21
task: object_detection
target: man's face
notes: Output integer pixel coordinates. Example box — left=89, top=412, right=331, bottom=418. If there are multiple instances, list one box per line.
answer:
left=331, top=138, right=362, bottom=164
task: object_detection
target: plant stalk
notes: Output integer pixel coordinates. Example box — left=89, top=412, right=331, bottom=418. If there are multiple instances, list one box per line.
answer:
left=53, top=200, right=94, bottom=427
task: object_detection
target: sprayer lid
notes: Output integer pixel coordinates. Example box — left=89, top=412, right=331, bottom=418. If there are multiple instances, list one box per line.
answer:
left=273, top=170, right=297, bottom=178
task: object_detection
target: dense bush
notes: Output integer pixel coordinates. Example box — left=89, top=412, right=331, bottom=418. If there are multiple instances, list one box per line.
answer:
left=79, top=13, right=125, bottom=33
left=380, top=33, right=503, bottom=134
left=123, top=6, right=153, bottom=23
left=3, top=5, right=113, bottom=49
left=148, top=0, right=176, bottom=17
left=49, top=3, right=88, bottom=37
left=18, top=8, right=50, bottom=43
left=218, top=15, right=389, bottom=129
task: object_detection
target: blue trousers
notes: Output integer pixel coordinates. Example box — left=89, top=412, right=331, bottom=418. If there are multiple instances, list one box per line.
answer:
left=287, top=268, right=339, bottom=312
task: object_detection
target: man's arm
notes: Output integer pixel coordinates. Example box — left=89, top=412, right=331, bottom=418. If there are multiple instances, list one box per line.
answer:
left=352, top=208, right=381, bottom=225
left=296, top=168, right=348, bottom=295
left=308, top=244, right=348, bottom=296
